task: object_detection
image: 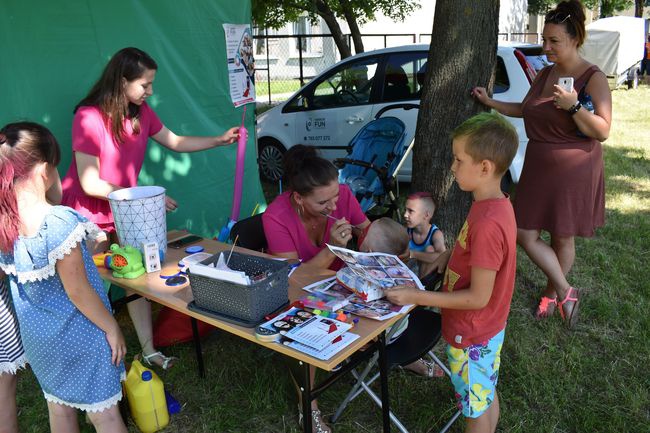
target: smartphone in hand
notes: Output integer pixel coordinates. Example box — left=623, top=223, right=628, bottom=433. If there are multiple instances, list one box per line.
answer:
left=558, top=77, right=574, bottom=92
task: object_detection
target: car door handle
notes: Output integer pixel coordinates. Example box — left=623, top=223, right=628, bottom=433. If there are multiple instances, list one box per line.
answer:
left=345, top=115, right=364, bottom=124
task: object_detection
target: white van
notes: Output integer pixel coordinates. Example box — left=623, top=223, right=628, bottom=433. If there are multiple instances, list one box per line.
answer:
left=256, top=43, right=548, bottom=184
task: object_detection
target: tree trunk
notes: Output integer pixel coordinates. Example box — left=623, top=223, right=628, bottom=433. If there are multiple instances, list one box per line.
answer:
left=315, top=0, right=353, bottom=58
left=634, top=0, right=643, bottom=17
left=339, top=0, right=365, bottom=54
left=412, top=0, right=499, bottom=244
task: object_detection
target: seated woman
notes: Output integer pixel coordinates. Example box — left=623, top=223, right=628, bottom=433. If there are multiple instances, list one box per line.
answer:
left=263, top=145, right=370, bottom=270
left=263, top=145, right=370, bottom=432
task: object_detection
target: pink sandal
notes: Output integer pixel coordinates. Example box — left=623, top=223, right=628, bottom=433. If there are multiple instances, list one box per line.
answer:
left=535, top=295, right=557, bottom=319
left=557, top=287, right=581, bottom=328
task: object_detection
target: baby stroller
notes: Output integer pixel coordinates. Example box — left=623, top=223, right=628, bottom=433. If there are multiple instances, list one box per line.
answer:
left=335, top=103, right=418, bottom=220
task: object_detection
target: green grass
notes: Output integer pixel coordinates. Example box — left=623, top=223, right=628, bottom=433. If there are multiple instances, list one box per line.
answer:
left=16, top=85, right=650, bottom=432
left=256, top=79, right=302, bottom=97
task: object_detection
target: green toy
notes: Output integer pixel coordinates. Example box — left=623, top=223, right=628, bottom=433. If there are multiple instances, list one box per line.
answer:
left=109, top=244, right=145, bottom=279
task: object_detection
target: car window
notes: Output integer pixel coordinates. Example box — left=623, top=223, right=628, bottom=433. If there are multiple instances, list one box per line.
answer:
left=382, top=52, right=428, bottom=102
left=289, top=57, right=379, bottom=111
left=525, top=54, right=551, bottom=74
left=517, top=45, right=550, bottom=74
left=494, top=56, right=509, bottom=94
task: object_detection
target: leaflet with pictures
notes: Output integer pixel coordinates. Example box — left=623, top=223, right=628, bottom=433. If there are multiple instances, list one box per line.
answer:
left=259, top=307, right=353, bottom=352
left=301, top=277, right=414, bottom=322
left=327, top=245, right=423, bottom=290
left=279, top=332, right=360, bottom=361
left=301, top=277, right=355, bottom=311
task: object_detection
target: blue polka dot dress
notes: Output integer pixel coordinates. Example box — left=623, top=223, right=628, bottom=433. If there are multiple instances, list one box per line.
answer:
left=0, top=206, right=125, bottom=412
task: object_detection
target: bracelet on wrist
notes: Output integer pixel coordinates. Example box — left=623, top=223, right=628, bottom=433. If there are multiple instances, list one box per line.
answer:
left=568, top=101, right=582, bottom=115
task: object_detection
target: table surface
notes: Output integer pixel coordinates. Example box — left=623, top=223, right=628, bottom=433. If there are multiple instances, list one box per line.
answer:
left=99, top=231, right=405, bottom=371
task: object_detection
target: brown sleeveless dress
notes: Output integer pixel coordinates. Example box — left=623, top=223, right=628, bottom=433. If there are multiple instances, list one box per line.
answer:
left=515, top=65, right=605, bottom=237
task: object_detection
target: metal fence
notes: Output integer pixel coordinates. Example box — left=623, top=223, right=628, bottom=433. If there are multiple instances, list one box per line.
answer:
left=253, top=32, right=418, bottom=105
left=499, top=32, right=542, bottom=43
left=253, top=32, right=542, bottom=105
left=418, top=32, right=542, bottom=44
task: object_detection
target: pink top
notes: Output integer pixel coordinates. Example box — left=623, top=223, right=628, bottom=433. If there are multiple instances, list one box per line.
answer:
left=263, top=184, right=367, bottom=270
left=61, top=103, right=163, bottom=230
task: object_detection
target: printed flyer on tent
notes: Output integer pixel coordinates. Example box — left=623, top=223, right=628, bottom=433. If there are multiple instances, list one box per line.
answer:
left=223, top=23, right=256, bottom=106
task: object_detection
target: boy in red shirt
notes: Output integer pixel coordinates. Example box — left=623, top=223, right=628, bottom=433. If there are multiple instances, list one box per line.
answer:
left=386, top=112, right=518, bottom=433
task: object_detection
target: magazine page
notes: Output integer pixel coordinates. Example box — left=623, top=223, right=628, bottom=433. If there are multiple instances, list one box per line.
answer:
left=344, top=297, right=410, bottom=321
left=259, top=307, right=352, bottom=351
left=300, top=276, right=412, bottom=322
left=301, top=277, right=356, bottom=311
left=284, top=315, right=351, bottom=351
left=280, top=332, right=360, bottom=361
left=327, top=245, right=423, bottom=290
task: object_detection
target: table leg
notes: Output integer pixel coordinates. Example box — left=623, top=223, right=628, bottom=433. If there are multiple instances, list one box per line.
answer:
left=378, top=331, right=391, bottom=433
left=109, top=289, right=141, bottom=313
left=190, top=317, right=205, bottom=378
left=301, top=361, right=312, bottom=433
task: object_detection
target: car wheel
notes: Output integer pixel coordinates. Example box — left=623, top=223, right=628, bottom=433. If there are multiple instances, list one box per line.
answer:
left=258, top=139, right=286, bottom=182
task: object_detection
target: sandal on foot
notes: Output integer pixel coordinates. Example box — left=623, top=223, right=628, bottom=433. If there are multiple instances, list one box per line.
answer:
left=535, top=295, right=557, bottom=319
left=298, top=405, right=332, bottom=433
left=399, top=358, right=444, bottom=379
left=142, top=351, right=177, bottom=370
left=557, top=287, right=581, bottom=328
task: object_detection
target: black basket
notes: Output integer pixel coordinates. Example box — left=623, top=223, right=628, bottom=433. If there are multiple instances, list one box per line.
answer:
left=187, top=252, right=289, bottom=326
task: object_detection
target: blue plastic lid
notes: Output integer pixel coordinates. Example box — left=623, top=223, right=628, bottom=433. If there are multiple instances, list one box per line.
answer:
left=165, top=275, right=188, bottom=286
left=185, top=245, right=204, bottom=254
left=141, top=371, right=153, bottom=381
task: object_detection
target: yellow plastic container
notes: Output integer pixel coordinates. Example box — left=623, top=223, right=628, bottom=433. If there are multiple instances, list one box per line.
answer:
left=125, top=360, right=169, bottom=433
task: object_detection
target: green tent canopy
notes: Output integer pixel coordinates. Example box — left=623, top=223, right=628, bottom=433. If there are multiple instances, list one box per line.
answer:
left=0, top=0, right=265, bottom=239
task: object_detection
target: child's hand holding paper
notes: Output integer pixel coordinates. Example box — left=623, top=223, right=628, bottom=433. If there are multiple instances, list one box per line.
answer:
left=384, top=285, right=420, bottom=306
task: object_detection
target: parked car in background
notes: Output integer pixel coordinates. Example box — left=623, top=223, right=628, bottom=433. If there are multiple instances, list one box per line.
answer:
left=256, top=43, right=548, bottom=185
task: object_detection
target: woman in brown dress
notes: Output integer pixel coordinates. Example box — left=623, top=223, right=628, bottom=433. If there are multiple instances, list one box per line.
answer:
left=472, top=0, right=611, bottom=326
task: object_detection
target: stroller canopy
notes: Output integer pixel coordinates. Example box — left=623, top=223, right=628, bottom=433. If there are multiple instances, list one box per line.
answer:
left=339, top=116, right=406, bottom=184
left=338, top=116, right=408, bottom=212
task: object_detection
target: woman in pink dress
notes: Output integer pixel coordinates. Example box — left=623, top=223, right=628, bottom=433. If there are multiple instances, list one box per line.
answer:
left=61, top=47, right=240, bottom=368
left=472, top=0, right=611, bottom=326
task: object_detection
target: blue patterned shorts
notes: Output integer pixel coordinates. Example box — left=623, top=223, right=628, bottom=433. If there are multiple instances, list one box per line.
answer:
left=446, top=328, right=505, bottom=418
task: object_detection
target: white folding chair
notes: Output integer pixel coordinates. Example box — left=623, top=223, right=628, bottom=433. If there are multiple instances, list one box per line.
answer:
left=331, top=307, right=461, bottom=432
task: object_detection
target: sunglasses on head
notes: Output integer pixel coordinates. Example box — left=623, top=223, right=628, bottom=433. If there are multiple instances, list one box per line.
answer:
left=545, top=12, right=571, bottom=24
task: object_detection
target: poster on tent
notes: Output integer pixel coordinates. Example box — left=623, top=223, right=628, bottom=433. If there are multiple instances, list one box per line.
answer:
left=223, top=23, right=256, bottom=107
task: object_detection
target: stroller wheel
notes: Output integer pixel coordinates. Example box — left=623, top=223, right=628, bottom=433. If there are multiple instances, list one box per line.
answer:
left=258, top=140, right=285, bottom=181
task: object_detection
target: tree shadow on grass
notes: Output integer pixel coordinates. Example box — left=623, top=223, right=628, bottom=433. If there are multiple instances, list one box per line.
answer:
left=603, top=144, right=650, bottom=199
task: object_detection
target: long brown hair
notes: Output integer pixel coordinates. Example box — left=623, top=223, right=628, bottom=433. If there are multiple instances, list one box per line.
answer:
left=75, top=47, right=158, bottom=144
left=0, top=122, right=61, bottom=252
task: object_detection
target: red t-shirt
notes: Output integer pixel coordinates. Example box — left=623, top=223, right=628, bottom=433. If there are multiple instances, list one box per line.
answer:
left=441, top=196, right=517, bottom=349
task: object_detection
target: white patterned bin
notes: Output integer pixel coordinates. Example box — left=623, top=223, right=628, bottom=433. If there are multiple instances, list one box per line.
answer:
left=108, top=186, right=167, bottom=255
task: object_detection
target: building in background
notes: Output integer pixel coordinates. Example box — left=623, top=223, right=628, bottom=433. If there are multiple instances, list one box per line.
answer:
left=255, top=0, right=531, bottom=99
left=254, top=1, right=649, bottom=102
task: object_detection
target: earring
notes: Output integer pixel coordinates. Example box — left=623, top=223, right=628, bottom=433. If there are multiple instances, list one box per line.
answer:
left=292, top=192, right=304, bottom=217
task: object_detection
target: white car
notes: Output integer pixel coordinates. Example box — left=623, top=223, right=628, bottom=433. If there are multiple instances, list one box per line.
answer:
left=256, top=43, right=548, bottom=184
